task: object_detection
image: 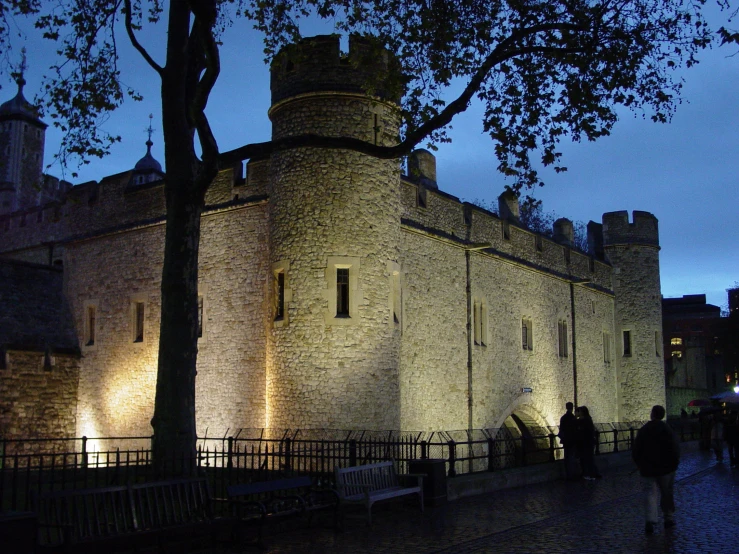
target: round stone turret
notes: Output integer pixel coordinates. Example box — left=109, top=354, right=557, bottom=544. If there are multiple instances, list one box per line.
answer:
left=270, top=35, right=403, bottom=105
left=267, top=35, right=403, bottom=430
left=602, top=210, right=664, bottom=421
left=0, top=63, right=47, bottom=214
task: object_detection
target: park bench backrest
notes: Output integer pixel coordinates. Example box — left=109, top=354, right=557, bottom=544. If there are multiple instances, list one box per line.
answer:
left=35, top=477, right=212, bottom=545
left=130, top=477, right=212, bottom=530
left=335, top=461, right=399, bottom=497
left=36, top=484, right=136, bottom=544
left=227, top=475, right=313, bottom=499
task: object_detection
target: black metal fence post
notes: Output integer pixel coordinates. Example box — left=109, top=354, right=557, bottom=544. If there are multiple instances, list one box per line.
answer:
left=227, top=437, right=234, bottom=469
left=448, top=440, right=456, bottom=477
left=81, top=436, right=88, bottom=469
left=349, top=439, right=357, bottom=467
left=487, top=437, right=495, bottom=472
left=548, top=433, right=556, bottom=462
left=520, top=435, right=526, bottom=467
left=594, top=431, right=601, bottom=455
left=421, top=440, right=428, bottom=460
left=613, top=428, right=619, bottom=452
left=629, top=427, right=635, bottom=450
left=284, top=437, right=292, bottom=473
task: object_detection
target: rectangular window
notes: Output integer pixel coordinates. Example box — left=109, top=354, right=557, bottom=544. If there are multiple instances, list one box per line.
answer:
left=197, top=296, right=204, bottom=338
left=336, top=268, right=350, bottom=317
left=672, top=350, right=683, bottom=359
left=522, top=318, right=533, bottom=351
left=623, top=330, right=631, bottom=357
left=134, top=302, right=145, bottom=343
left=670, top=337, right=682, bottom=346
left=603, top=332, right=611, bottom=363
left=275, top=271, right=285, bottom=321
left=655, top=330, right=660, bottom=357
left=86, top=305, right=96, bottom=346
left=558, top=320, right=568, bottom=358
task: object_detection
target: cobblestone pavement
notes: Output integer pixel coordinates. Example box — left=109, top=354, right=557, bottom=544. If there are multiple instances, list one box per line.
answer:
left=211, top=447, right=737, bottom=554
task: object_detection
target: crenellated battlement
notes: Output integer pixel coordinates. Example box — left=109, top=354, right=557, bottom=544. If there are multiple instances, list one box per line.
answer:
left=270, top=34, right=403, bottom=105
left=602, top=210, right=659, bottom=247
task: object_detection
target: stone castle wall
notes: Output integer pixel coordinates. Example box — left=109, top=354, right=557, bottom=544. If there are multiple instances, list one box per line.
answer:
left=0, top=36, right=666, bottom=438
left=0, top=351, right=79, bottom=440
left=398, top=182, right=621, bottom=430
left=65, top=202, right=270, bottom=439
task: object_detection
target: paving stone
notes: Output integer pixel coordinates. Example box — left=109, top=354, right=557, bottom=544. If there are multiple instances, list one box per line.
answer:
left=197, top=447, right=734, bottom=554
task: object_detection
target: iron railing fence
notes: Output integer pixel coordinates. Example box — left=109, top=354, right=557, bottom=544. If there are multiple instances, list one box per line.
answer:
left=1, top=419, right=702, bottom=512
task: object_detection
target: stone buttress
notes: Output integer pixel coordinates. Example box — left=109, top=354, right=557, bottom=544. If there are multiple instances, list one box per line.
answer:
left=266, top=35, right=403, bottom=429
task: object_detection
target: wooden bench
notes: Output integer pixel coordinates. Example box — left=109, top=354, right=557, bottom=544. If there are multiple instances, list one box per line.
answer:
left=334, top=461, right=424, bottom=525
left=34, top=477, right=218, bottom=552
left=226, top=475, right=339, bottom=545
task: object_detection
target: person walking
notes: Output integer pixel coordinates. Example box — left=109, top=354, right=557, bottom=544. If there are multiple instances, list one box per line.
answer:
left=632, top=405, right=681, bottom=534
left=558, top=402, right=578, bottom=480
left=724, top=410, right=738, bottom=468
left=711, top=411, right=725, bottom=462
left=576, top=406, right=600, bottom=480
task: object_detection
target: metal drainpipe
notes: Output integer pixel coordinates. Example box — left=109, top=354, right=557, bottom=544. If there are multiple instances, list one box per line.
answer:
left=568, top=278, right=592, bottom=406
left=465, top=241, right=492, bottom=432
left=466, top=248, right=473, bottom=432
left=570, top=282, right=578, bottom=406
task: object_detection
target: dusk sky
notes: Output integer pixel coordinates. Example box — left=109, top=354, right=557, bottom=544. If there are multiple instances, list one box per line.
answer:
left=3, top=6, right=737, bottom=310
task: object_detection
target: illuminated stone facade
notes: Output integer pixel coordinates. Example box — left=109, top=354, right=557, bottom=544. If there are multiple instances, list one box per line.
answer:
left=0, top=36, right=666, bottom=439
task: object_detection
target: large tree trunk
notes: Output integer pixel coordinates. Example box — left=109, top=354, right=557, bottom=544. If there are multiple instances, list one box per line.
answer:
left=150, top=1, right=209, bottom=474
left=151, top=181, right=204, bottom=475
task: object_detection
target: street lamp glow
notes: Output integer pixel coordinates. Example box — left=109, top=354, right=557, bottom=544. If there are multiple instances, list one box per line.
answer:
left=734, top=385, right=739, bottom=394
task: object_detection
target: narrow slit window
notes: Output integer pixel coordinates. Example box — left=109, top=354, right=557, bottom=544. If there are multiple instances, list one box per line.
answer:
left=197, top=296, right=204, bottom=338
left=275, top=271, right=285, bottom=321
left=558, top=320, right=568, bottom=358
left=134, top=302, right=145, bottom=343
left=522, top=318, right=533, bottom=351
left=336, top=268, right=350, bottom=317
left=623, top=330, right=631, bottom=357
left=86, top=306, right=96, bottom=346
left=603, top=332, right=611, bottom=363
left=655, top=330, right=660, bottom=357
left=392, top=271, right=401, bottom=325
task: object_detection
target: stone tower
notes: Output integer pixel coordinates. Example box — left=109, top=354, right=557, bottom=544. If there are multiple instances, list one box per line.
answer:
left=0, top=60, right=47, bottom=215
left=266, top=35, right=404, bottom=429
left=602, top=210, right=665, bottom=421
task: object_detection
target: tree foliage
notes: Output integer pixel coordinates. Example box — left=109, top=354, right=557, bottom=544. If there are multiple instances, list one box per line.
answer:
left=0, top=0, right=730, bottom=467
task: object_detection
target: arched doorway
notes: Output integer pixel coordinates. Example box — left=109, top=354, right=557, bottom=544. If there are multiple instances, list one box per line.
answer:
left=497, top=409, right=553, bottom=467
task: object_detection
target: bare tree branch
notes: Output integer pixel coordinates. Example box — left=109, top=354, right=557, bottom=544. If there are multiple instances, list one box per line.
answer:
left=124, top=0, right=163, bottom=76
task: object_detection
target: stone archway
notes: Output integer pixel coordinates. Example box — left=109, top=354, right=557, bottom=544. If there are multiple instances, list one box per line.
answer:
left=494, top=403, right=555, bottom=467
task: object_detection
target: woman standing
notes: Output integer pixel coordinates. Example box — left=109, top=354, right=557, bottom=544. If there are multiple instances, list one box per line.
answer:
left=577, top=406, right=601, bottom=480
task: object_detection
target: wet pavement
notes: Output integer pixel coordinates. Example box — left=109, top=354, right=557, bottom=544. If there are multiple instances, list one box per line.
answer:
left=210, top=445, right=738, bottom=554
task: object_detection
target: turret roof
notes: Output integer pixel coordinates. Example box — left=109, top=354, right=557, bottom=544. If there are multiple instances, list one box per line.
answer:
left=0, top=75, right=46, bottom=127
left=134, top=140, right=163, bottom=173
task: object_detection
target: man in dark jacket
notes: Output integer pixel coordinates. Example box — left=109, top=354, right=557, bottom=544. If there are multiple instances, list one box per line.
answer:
left=632, top=405, right=680, bottom=534
left=558, top=402, right=578, bottom=480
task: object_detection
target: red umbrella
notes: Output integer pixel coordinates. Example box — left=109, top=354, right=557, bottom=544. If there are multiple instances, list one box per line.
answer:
left=687, top=399, right=711, bottom=407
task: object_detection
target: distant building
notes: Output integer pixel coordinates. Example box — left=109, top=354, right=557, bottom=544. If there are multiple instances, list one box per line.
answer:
left=0, top=36, right=667, bottom=443
left=662, top=294, right=727, bottom=416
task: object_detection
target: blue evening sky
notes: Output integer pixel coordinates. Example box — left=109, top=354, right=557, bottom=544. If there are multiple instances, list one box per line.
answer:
left=3, top=8, right=737, bottom=310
